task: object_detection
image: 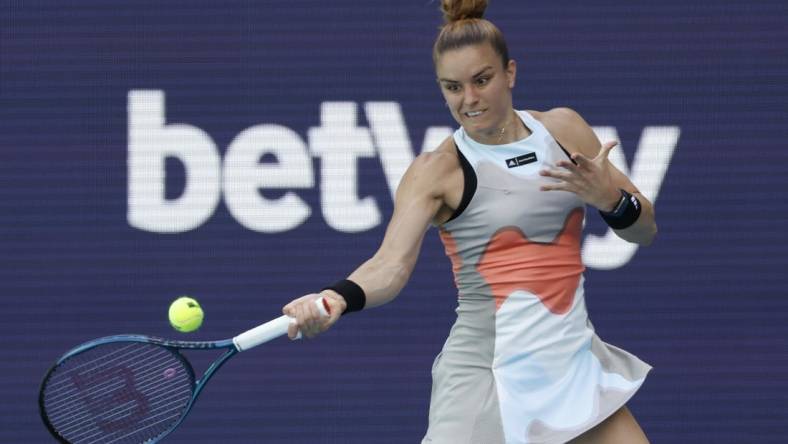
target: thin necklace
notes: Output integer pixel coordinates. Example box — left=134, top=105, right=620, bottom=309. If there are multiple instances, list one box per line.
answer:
left=496, top=125, right=506, bottom=143
left=496, top=118, right=510, bottom=144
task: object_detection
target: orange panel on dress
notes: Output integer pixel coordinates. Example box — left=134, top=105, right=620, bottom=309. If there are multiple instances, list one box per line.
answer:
left=477, top=208, right=585, bottom=313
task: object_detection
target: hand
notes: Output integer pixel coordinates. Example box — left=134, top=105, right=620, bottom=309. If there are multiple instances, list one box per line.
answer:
left=283, top=290, right=346, bottom=339
left=539, top=140, right=622, bottom=211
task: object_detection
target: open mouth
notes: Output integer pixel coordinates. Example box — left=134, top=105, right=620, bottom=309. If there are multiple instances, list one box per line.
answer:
left=464, top=109, right=486, bottom=118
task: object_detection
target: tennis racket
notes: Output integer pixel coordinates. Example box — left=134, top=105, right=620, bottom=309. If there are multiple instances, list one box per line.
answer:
left=39, top=297, right=330, bottom=444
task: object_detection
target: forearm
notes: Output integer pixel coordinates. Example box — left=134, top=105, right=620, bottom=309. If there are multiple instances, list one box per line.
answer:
left=321, top=251, right=415, bottom=314
left=345, top=253, right=414, bottom=308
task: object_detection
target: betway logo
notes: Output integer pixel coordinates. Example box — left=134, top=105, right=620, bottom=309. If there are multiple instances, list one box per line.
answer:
left=128, top=90, right=679, bottom=270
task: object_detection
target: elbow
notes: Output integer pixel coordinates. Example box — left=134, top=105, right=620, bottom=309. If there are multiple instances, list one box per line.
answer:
left=374, top=262, right=412, bottom=306
left=391, top=259, right=416, bottom=292
left=639, top=205, right=657, bottom=246
left=640, top=222, right=658, bottom=247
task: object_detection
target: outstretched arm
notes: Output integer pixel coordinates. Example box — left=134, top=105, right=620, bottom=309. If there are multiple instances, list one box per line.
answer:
left=283, top=147, right=456, bottom=338
left=345, top=151, right=450, bottom=308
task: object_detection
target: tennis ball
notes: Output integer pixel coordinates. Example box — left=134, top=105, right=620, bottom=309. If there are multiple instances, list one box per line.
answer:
left=168, top=296, right=204, bottom=333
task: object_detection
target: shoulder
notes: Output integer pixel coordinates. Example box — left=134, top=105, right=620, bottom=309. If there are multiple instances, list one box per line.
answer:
left=528, top=107, right=601, bottom=156
left=398, top=136, right=459, bottom=198
left=528, top=107, right=592, bottom=140
left=411, top=136, right=459, bottom=175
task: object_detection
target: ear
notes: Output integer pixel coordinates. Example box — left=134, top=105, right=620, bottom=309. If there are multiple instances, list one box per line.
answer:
left=506, top=59, right=517, bottom=89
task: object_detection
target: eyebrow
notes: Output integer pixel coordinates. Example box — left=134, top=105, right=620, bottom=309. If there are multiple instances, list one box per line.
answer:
left=438, top=66, right=495, bottom=83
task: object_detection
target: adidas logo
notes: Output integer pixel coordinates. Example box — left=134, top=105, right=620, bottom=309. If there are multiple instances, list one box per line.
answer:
left=505, top=152, right=537, bottom=168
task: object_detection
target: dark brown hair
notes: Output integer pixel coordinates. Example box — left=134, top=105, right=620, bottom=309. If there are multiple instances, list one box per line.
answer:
left=433, top=0, right=510, bottom=68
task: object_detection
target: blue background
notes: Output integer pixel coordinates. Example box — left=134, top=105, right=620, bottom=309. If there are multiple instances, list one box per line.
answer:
left=2, top=1, right=787, bottom=442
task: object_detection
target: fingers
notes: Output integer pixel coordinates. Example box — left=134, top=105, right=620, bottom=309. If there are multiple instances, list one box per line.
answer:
left=570, top=152, right=589, bottom=166
left=539, top=141, right=619, bottom=201
left=540, top=161, right=576, bottom=179
left=540, top=181, right=570, bottom=192
left=284, top=294, right=334, bottom=340
left=283, top=299, right=300, bottom=339
left=539, top=170, right=571, bottom=185
left=282, top=293, right=310, bottom=317
left=297, top=299, right=318, bottom=338
left=555, top=159, right=579, bottom=171
left=539, top=159, right=580, bottom=190
left=287, top=322, right=300, bottom=340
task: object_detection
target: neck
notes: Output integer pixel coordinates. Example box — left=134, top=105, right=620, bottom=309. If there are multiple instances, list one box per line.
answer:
left=471, top=109, right=524, bottom=145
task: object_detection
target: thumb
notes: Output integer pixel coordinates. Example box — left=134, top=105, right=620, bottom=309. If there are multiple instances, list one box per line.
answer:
left=596, top=140, right=618, bottom=161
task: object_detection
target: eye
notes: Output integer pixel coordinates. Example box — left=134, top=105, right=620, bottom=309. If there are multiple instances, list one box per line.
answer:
left=444, top=83, right=461, bottom=93
left=475, top=76, right=491, bottom=86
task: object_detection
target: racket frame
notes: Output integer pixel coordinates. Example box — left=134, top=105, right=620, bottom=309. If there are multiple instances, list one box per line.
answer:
left=39, top=297, right=327, bottom=443
left=39, top=335, right=237, bottom=444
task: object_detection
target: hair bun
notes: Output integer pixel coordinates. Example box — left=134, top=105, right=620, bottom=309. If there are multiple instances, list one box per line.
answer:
left=441, top=0, right=488, bottom=23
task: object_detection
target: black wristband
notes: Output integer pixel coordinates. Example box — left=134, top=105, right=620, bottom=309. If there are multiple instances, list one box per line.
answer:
left=323, top=279, right=366, bottom=315
left=598, top=189, right=642, bottom=230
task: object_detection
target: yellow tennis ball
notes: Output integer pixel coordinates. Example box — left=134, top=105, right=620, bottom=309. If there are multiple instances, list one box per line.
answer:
left=168, top=296, right=204, bottom=333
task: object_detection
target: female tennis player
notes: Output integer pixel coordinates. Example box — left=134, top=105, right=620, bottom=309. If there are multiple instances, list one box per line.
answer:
left=284, top=1, right=655, bottom=442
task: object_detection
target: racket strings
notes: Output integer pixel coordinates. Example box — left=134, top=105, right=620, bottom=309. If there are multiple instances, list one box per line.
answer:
left=42, top=342, right=193, bottom=444
left=48, top=352, right=184, bottom=417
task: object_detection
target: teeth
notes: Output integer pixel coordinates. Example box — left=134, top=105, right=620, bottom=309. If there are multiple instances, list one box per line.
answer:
left=466, top=110, right=483, bottom=117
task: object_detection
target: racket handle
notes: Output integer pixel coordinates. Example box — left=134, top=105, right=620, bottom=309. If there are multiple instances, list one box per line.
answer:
left=233, top=297, right=329, bottom=352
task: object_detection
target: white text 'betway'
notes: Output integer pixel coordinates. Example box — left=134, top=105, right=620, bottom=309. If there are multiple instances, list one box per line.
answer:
left=127, top=90, right=679, bottom=269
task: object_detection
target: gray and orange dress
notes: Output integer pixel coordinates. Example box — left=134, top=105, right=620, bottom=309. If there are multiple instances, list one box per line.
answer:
left=422, top=110, right=651, bottom=444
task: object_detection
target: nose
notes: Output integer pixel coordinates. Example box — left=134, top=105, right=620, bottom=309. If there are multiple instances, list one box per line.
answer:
left=463, top=86, right=480, bottom=107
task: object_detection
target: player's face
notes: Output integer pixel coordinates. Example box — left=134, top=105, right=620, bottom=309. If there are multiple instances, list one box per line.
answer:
left=436, top=43, right=516, bottom=143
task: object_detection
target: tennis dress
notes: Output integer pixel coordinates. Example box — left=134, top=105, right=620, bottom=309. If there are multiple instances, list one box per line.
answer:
left=422, top=110, right=651, bottom=444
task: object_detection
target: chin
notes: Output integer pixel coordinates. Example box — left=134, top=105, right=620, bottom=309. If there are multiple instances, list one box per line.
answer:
left=464, top=119, right=495, bottom=135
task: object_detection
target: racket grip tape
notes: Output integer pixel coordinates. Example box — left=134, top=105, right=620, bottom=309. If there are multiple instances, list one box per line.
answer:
left=233, top=297, right=329, bottom=351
